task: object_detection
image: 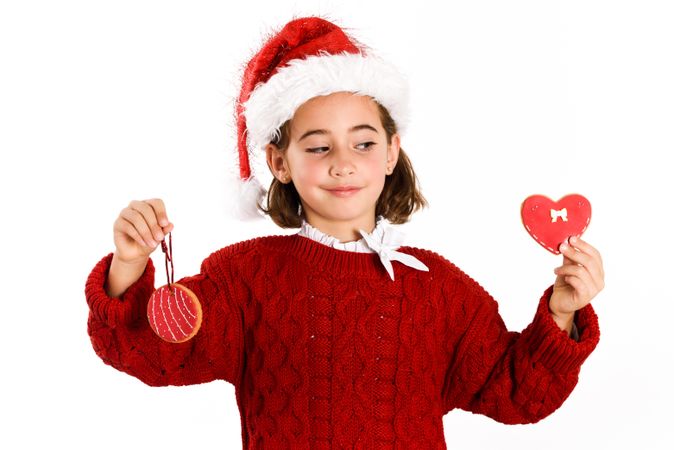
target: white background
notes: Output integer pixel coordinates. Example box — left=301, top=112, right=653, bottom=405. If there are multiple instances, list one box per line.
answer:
left=1, top=0, right=672, bottom=448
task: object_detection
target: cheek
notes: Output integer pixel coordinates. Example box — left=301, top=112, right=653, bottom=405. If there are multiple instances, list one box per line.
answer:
left=364, top=158, right=387, bottom=181
left=291, top=158, right=323, bottom=186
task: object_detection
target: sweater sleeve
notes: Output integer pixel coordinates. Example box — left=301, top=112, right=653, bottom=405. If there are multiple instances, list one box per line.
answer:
left=441, top=271, right=600, bottom=423
left=84, top=252, right=243, bottom=387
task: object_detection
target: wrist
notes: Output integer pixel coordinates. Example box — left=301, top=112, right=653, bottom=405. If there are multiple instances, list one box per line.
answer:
left=107, top=253, right=149, bottom=298
left=113, top=250, right=150, bottom=268
left=549, top=309, right=575, bottom=335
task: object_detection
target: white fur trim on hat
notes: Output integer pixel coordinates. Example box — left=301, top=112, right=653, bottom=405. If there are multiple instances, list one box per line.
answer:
left=231, top=175, right=266, bottom=220
left=242, top=51, right=410, bottom=154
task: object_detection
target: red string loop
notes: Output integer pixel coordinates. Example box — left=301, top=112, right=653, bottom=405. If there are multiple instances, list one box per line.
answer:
left=160, top=232, right=175, bottom=296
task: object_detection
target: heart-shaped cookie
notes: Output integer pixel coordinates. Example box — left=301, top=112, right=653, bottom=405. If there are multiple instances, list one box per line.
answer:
left=521, top=194, right=591, bottom=254
left=147, top=283, right=202, bottom=343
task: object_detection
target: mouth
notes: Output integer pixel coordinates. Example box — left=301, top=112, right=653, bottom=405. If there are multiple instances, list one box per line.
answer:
left=325, top=186, right=362, bottom=197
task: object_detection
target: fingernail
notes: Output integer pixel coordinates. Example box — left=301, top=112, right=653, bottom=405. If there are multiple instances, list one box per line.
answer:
left=160, top=218, right=168, bottom=226
left=559, top=242, right=568, bottom=251
left=570, top=236, right=577, bottom=244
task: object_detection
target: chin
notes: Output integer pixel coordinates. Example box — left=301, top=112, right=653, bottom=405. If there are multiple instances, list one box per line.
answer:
left=333, top=210, right=376, bottom=222
left=307, top=206, right=372, bottom=223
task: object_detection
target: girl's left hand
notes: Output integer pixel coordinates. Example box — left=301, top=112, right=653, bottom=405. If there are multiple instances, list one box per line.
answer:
left=549, top=236, right=605, bottom=321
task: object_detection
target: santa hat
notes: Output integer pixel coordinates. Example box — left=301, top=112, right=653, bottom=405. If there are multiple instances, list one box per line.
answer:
left=232, top=16, right=410, bottom=220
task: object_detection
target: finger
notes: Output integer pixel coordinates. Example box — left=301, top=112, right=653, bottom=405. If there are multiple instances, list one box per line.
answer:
left=563, top=275, right=590, bottom=305
left=145, top=198, right=172, bottom=228
left=123, top=203, right=160, bottom=247
left=555, top=263, right=593, bottom=284
left=560, top=239, right=602, bottom=285
left=116, top=214, right=155, bottom=248
left=555, top=264, right=598, bottom=300
left=564, top=237, right=604, bottom=289
left=569, top=236, right=604, bottom=277
left=130, top=200, right=166, bottom=243
left=559, top=239, right=592, bottom=267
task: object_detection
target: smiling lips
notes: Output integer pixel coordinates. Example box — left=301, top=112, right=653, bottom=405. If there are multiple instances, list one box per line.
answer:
left=325, top=185, right=361, bottom=197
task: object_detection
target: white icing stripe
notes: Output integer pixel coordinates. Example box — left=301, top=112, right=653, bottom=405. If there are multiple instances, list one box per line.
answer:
left=160, top=287, right=177, bottom=342
left=175, top=291, right=193, bottom=327
left=179, top=292, right=196, bottom=319
left=167, top=288, right=188, bottom=338
left=151, top=292, right=160, bottom=336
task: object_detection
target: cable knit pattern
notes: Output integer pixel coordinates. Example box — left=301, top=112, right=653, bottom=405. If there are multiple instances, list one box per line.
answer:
left=85, top=234, right=600, bottom=449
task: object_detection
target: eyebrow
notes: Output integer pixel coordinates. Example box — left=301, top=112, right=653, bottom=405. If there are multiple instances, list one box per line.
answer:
left=297, top=124, right=379, bottom=142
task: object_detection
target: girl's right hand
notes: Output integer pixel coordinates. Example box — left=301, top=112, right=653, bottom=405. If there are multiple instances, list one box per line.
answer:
left=113, top=198, right=174, bottom=264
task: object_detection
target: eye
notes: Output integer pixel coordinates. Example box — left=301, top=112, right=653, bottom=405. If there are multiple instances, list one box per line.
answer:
left=306, top=142, right=375, bottom=153
left=356, top=142, right=376, bottom=150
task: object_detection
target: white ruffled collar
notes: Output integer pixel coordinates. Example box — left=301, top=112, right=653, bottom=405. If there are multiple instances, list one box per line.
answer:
left=298, top=215, right=385, bottom=253
left=297, top=215, right=429, bottom=280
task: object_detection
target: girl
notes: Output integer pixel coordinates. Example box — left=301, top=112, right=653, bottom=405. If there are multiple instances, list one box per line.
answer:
left=85, top=16, right=604, bottom=449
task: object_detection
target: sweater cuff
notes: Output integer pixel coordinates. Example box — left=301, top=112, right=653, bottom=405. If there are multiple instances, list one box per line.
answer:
left=84, top=252, right=156, bottom=327
left=523, top=285, right=600, bottom=373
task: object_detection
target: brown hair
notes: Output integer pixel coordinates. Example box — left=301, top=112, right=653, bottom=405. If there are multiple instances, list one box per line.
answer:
left=259, top=99, right=428, bottom=228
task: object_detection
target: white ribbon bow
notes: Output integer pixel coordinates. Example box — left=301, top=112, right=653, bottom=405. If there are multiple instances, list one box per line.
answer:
left=550, top=207, right=568, bottom=223
left=358, top=225, right=429, bottom=281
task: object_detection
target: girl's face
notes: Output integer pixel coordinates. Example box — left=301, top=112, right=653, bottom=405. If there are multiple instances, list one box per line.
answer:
left=266, top=91, right=400, bottom=233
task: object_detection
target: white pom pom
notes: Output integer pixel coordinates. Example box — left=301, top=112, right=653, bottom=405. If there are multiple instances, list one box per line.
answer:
left=231, top=176, right=267, bottom=220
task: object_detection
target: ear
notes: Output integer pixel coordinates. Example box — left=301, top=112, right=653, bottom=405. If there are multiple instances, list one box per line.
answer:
left=386, top=133, right=401, bottom=173
left=266, top=143, right=291, bottom=183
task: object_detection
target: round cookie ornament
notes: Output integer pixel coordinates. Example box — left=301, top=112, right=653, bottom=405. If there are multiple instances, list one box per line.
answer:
left=521, top=194, right=592, bottom=254
left=147, top=233, right=203, bottom=343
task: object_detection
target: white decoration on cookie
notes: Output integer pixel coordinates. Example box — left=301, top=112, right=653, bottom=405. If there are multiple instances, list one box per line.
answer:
left=550, top=208, right=568, bottom=223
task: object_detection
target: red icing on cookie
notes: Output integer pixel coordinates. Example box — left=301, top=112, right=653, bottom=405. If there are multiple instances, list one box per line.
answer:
left=147, top=283, right=202, bottom=343
left=521, top=194, right=592, bottom=254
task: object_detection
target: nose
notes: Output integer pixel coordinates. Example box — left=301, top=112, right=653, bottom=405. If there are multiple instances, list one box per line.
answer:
left=329, top=146, right=356, bottom=177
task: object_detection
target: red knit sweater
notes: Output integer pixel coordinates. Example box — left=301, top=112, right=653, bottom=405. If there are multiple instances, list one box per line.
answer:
left=85, top=234, right=600, bottom=449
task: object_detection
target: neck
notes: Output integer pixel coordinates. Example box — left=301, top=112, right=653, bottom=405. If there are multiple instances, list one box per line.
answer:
left=303, top=212, right=376, bottom=243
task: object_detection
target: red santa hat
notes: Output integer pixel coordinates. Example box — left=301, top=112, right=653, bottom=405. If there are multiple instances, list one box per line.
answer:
left=232, top=16, right=410, bottom=219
